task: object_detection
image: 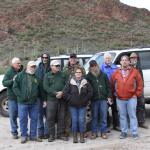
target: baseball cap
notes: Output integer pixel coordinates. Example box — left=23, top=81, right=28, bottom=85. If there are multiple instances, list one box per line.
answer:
left=70, top=53, right=77, bottom=58
left=27, top=61, right=36, bottom=67
left=89, top=60, right=97, bottom=67
left=50, top=60, right=60, bottom=66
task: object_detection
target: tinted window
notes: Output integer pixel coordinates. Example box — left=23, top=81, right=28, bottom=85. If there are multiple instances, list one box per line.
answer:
left=138, top=51, right=150, bottom=70
left=84, top=52, right=116, bottom=72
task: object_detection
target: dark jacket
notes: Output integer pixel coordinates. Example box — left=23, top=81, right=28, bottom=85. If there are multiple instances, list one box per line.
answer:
left=43, top=71, right=67, bottom=101
left=2, top=66, right=23, bottom=100
left=13, top=71, right=39, bottom=104
left=36, top=53, right=51, bottom=100
left=64, top=78, right=93, bottom=107
left=86, top=71, right=112, bottom=101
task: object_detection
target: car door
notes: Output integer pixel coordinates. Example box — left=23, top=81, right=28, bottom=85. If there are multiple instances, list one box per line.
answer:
left=138, top=50, right=150, bottom=99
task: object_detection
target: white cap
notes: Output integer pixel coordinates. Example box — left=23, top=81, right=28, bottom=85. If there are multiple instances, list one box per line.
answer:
left=50, top=60, right=60, bottom=66
left=27, top=61, right=36, bottom=67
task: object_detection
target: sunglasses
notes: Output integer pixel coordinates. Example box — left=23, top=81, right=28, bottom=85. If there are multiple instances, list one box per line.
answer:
left=42, top=57, right=48, bottom=59
left=75, top=72, right=82, bottom=73
left=55, top=65, right=60, bottom=67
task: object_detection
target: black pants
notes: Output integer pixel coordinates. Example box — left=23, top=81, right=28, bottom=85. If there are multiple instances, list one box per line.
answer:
left=137, top=96, right=146, bottom=124
left=46, top=100, right=66, bottom=137
left=107, top=99, right=119, bottom=128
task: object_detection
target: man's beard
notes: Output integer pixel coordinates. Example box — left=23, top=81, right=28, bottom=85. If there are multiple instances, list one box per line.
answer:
left=26, top=67, right=36, bottom=75
left=131, top=60, right=137, bottom=66
left=90, top=67, right=100, bottom=77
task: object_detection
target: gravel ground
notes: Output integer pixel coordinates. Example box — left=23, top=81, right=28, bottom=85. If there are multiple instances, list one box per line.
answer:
left=0, top=105, right=150, bottom=150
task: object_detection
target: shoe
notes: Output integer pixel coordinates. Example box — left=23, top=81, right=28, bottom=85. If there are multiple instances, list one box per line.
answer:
left=43, top=134, right=49, bottom=139
left=84, top=132, right=88, bottom=138
left=90, top=133, right=97, bottom=139
left=21, top=137, right=27, bottom=144
left=30, top=137, right=42, bottom=142
left=64, top=131, right=70, bottom=138
left=139, top=123, right=149, bottom=129
left=80, top=133, right=85, bottom=143
left=73, top=133, right=78, bottom=143
left=119, top=132, right=127, bottom=139
left=132, top=134, right=138, bottom=140
left=101, top=133, right=108, bottom=139
left=48, top=135, right=55, bottom=142
left=113, top=126, right=121, bottom=132
left=57, top=135, right=68, bottom=141
left=107, top=128, right=111, bottom=133
left=38, top=135, right=44, bottom=139
left=12, top=134, right=18, bottom=139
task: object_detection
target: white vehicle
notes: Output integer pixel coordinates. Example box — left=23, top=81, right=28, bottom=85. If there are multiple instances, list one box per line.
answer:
left=0, top=54, right=92, bottom=117
left=84, top=47, right=150, bottom=102
left=0, top=75, right=7, bottom=117
left=36, top=54, right=93, bottom=70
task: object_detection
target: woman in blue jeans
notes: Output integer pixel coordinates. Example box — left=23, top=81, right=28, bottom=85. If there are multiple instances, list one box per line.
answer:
left=64, top=67, right=93, bottom=143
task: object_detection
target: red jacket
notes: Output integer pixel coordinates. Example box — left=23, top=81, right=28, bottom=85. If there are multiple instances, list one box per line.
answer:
left=111, top=67, right=143, bottom=100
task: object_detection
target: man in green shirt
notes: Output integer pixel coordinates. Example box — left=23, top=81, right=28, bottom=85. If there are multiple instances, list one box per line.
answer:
left=2, top=57, right=22, bottom=139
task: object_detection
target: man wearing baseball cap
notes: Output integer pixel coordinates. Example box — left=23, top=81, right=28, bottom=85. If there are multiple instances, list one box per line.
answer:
left=13, top=61, right=42, bottom=143
left=43, top=59, right=68, bottom=142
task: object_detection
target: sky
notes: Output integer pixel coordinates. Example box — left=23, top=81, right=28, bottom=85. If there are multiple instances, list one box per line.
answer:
left=120, top=0, right=150, bottom=11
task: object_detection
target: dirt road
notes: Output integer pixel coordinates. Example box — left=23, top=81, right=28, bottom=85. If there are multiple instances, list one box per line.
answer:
left=0, top=106, right=150, bottom=150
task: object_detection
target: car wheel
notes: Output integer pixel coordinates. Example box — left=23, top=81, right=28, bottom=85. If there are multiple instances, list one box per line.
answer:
left=0, top=90, right=9, bottom=117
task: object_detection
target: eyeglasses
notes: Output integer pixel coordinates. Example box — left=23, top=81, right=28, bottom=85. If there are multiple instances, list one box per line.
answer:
left=31, top=66, right=36, bottom=68
left=130, top=57, right=138, bottom=59
left=55, top=65, right=60, bottom=67
left=75, top=72, right=82, bottom=73
left=42, top=57, right=48, bottom=59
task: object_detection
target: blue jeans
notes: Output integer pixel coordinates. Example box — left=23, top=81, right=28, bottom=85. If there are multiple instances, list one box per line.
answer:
left=37, top=99, right=48, bottom=136
left=8, top=100, right=18, bottom=135
left=18, top=102, right=39, bottom=138
left=116, top=98, right=138, bottom=135
left=91, top=100, right=108, bottom=134
left=69, top=106, right=86, bottom=133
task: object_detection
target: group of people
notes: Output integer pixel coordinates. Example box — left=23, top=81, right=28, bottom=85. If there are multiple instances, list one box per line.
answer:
left=2, top=52, right=148, bottom=144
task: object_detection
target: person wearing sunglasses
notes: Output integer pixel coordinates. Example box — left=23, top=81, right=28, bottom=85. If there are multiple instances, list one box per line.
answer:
left=36, top=53, right=51, bottom=139
left=43, top=60, right=68, bottom=142
left=64, top=67, right=93, bottom=143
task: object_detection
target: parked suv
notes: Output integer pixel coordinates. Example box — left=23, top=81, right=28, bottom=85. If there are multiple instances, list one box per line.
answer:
left=0, top=54, right=92, bottom=117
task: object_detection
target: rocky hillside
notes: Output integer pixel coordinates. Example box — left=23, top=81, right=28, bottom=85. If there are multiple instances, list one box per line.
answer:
left=0, top=0, right=150, bottom=65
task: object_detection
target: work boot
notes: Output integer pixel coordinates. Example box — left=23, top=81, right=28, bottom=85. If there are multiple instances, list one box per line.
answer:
left=113, top=126, right=121, bottom=132
left=57, top=135, right=68, bottom=141
left=90, top=133, right=97, bottom=139
left=43, top=134, right=49, bottom=139
left=80, top=133, right=85, bottom=143
left=101, top=133, right=108, bottom=139
left=48, top=135, right=55, bottom=142
left=73, top=133, right=78, bottom=143
left=12, top=134, right=18, bottom=139
left=38, top=135, right=44, bottom=139
left=30, top=137, right=42, bottom=142
left=139, top=123, right=149, bottom=129
left=21, top=137, right=27, bottom=144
